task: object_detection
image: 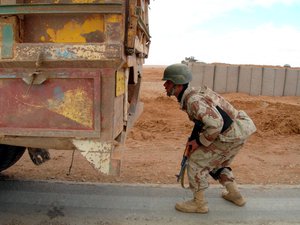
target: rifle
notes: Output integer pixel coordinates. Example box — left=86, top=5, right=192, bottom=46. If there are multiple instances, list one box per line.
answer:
left=175, top=120, right=204, bottom=188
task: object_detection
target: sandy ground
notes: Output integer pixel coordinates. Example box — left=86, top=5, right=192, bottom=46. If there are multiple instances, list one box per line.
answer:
left=2, top=66, right=300, bottom=185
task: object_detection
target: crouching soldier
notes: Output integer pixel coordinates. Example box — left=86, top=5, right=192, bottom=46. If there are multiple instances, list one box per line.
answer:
left=162, top=63, right=256, bottom=213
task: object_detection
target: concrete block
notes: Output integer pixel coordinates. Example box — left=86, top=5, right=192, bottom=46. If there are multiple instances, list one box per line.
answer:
left=214, top=65, right=227, bottom=93
left=190, top=63, right=204, bottom=88
left=284, top=69, right=298, bottom=96
left=238, top=66, right=252, bottom=94
left=296, top=71, right=300, bottom=96
left=273, top=68, right=286, bottom=96
left=226, top=66, right=239, bottom=93
left=262, top=68, right=275, bottom=96
left=203, top=64, right=215, bottom=90
left=250, top=67, right=262, bottom=96
left=189, top=62, right=300, bottom=96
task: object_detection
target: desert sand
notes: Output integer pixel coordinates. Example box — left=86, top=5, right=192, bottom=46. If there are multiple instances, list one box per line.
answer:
left=2, top=66, right=300, bottom=186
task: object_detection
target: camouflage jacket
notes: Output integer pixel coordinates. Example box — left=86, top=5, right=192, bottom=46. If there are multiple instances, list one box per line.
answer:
left=180, top=86, right=256, bottom=146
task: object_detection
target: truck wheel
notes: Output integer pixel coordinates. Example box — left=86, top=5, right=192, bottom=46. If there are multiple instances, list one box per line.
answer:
left=0, top=144, right=26, bottom=172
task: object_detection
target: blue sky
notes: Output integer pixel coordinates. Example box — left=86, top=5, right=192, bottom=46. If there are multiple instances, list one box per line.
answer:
left=145, top=0, right=300, bottom=67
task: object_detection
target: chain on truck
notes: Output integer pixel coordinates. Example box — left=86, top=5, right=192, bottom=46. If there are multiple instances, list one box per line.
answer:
left=0, top=0, right=151, bottom=175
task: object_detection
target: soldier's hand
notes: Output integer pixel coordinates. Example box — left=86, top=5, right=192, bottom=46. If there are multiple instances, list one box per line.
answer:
left=186, top=139, right=200, bottom=152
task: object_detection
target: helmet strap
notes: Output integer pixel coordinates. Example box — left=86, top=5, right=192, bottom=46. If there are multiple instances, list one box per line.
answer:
left=168, top=85, right=177, bottom=97
left=176, top=83, right=189, bottom=102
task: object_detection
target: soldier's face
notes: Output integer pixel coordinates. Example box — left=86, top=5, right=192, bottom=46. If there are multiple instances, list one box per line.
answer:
left=163, top=80, right=175, bottom=97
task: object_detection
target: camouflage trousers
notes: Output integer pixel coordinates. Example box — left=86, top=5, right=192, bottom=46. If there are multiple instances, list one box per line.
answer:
left=187, top=138, right=245, bottom=192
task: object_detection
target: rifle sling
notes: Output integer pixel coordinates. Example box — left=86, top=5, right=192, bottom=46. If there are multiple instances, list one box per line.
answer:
left=216, top=106, right=233, bottom=133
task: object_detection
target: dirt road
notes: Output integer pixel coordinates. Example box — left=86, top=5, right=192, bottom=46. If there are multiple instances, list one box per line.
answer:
left=1, top=180, right=300, bottom=225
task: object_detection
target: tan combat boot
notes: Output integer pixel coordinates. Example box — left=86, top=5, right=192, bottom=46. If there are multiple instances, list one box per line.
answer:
left=222, top=182, right=246, bottom=206
left=175, top=190, right=209, bottom=213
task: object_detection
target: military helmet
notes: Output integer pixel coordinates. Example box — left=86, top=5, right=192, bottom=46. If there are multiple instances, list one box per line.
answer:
left=162, top=63, right=192, bottom=84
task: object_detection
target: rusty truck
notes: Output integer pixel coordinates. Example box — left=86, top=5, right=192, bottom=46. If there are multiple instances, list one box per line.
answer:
left=0, top=0, right=151, bottom=175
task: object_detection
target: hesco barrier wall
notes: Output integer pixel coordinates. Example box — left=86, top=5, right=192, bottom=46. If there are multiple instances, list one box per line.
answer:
left=188, top=63, right=300, bottom=96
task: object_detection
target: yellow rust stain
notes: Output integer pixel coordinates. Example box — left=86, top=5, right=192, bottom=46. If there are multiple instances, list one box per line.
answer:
left=48, top=88, right=93, bottom=128
left=106, top=15, right=122, bottom=23
left=116, top=71, right=125, bottom=96
left=46, top=15, right=104, bottom=43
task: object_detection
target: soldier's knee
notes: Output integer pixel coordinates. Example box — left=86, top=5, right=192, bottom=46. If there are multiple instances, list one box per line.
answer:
left=219, top=173, right=234, bottom=185
left=209, top=167, right=234, bottom=185
left=219, top=167, right=234, bottom=185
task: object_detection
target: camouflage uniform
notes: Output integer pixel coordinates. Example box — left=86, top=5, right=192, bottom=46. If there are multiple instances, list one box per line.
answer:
left=180, top=86, right=256, bottom=192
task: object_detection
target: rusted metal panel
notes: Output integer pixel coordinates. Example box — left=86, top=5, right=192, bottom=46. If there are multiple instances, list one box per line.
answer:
left=1, top=24, right=14, bottom=58
left=99, top=68, right=115, bottom=141
left=0, top=69, right=101, bottom=137
left=0, top=0, right=151, bottom=175
left=113, top=94, right=124, bottom=138
left=105, top=14, right=123, bottom=42
left=125, top=0, right=138, bottom=53
left=0, top=10, right=124, bottom=67
left=125, top=0, right=150, bottom=56
left=24, top=0, right=123, bottom=4
left=0, top=43, right=123, bottom=68
left=0, top=136, right=75, bottom=149
left=21, top=14, right=123, bottom=44
left=23, top=14, right=106, bottom=43
left=13, top=43, right=122, bottom=61
left=0, top=3, right=123, bottom=15
left=0, top=16, right=20, bottom=59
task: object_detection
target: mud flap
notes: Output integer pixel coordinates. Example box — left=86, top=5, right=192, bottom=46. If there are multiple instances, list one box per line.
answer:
left=72, top=139, right=122, bottom=175
left=127, top=101, right=144, bottom=130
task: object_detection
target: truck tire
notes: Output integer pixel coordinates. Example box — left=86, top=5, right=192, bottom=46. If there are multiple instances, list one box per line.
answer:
left=0, top=144, right=26, bottom=172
